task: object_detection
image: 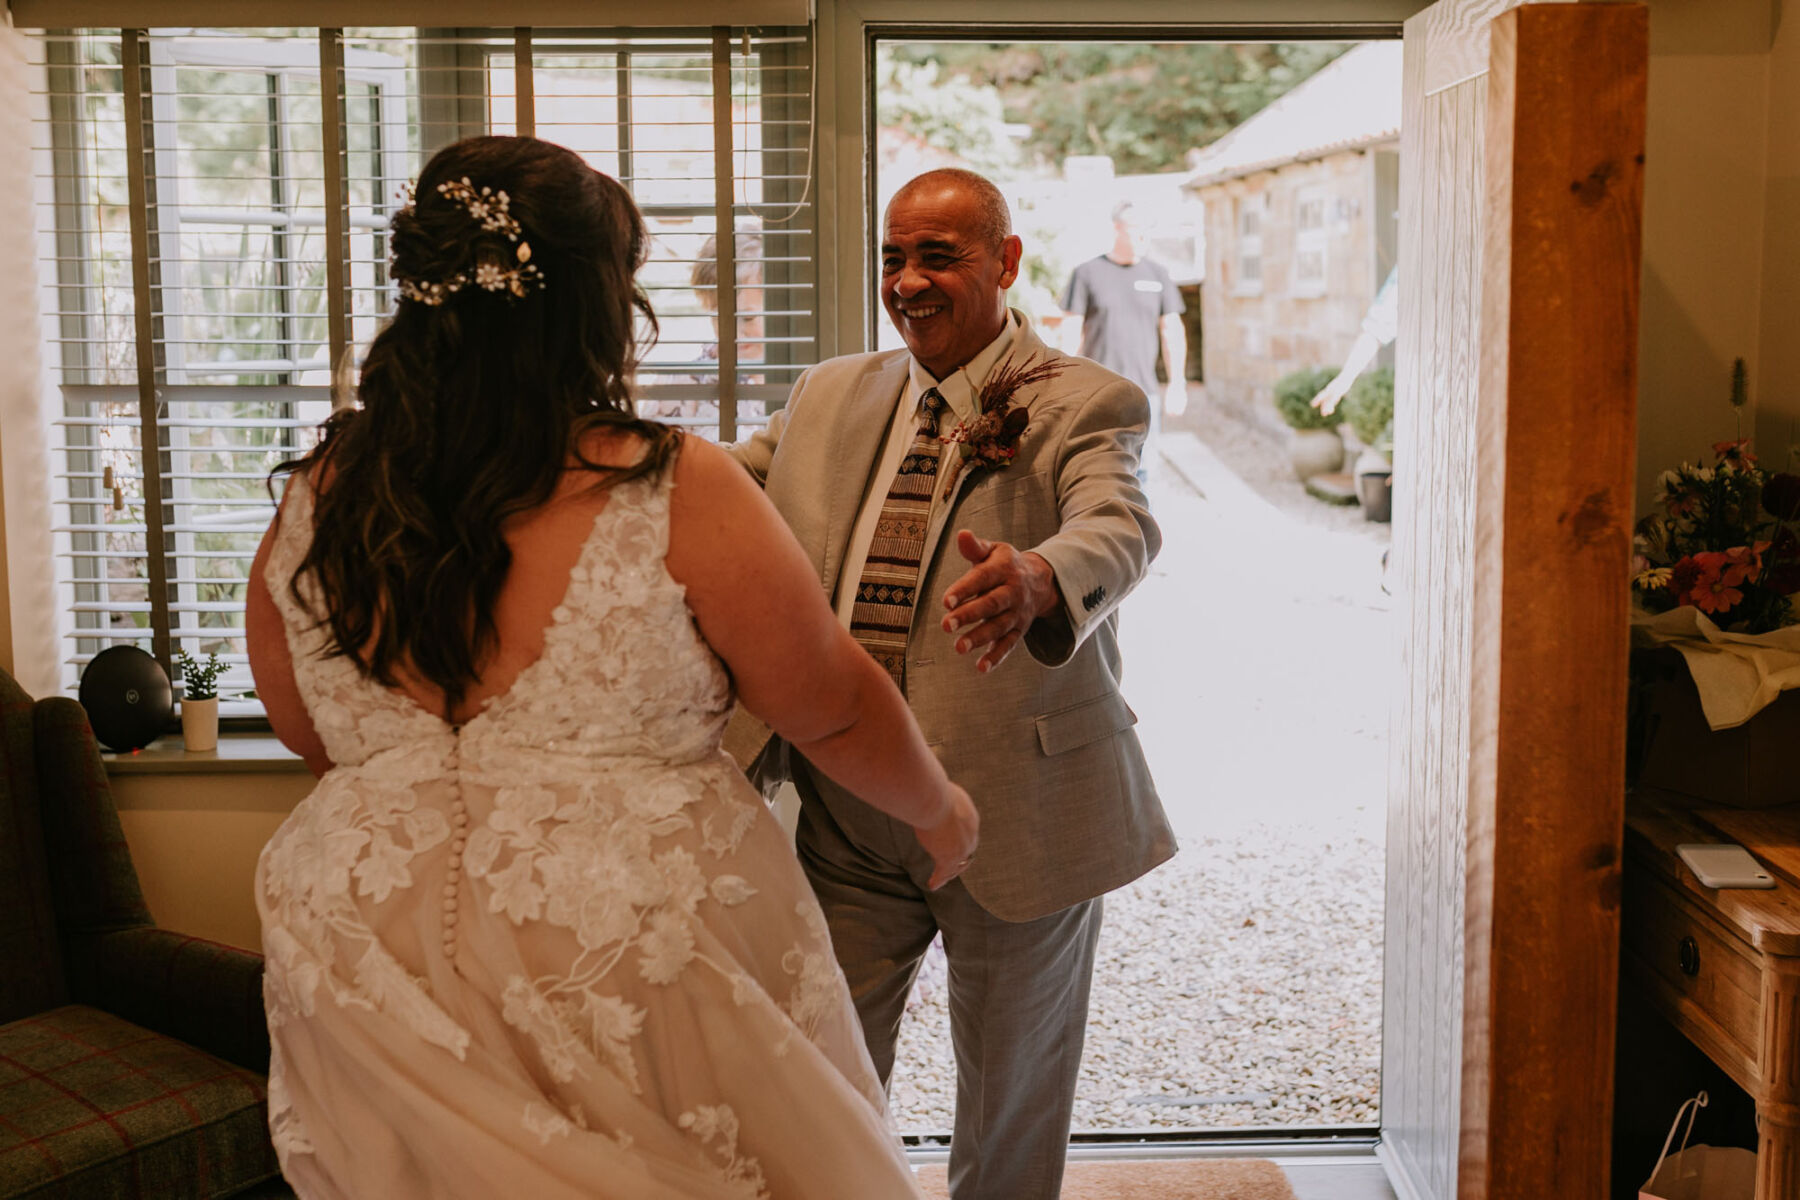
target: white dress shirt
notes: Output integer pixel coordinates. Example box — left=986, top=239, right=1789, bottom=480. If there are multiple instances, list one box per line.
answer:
left=832, top=313, right=1021, bottom=627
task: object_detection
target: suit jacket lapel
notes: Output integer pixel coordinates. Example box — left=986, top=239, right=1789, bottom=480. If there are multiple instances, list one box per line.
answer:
left=819, top=353, right=910, bottom=597
left=917, top=321, right=1055, bottom=591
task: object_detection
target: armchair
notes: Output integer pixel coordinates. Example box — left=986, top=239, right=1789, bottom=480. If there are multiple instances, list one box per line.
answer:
left=0, top=669, right=285, bottom=1199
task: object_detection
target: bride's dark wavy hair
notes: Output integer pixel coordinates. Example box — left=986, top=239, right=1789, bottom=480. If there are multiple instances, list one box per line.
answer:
left=274, top=135, right=678, bottom=717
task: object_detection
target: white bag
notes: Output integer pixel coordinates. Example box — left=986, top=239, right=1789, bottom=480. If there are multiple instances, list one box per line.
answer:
left=1640, top=1091, right=1758, bottom=1200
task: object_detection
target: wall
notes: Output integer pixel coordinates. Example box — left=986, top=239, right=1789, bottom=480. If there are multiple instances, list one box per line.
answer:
left=1757, top=0, right=1798, bottom=467
left=1636, top=0, right=1779, bottom=507
left=0, top=17, right=57, bottom=696
left=112, top=765, right=313, bottom=950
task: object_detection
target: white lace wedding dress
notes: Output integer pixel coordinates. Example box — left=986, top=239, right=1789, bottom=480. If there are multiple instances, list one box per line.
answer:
left=255, top=469, right=922, bottom=1199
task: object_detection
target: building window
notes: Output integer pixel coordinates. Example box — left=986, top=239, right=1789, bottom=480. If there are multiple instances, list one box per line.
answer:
left=1234, top=194, right=1263, bottom=296
left=32, top=25, right=815, bottom=709
left=1293, top=183, right=1328, bottom=297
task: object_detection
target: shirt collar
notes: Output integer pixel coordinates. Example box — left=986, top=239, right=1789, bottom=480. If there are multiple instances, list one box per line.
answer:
left=908, top=310, right=1020, bottom=426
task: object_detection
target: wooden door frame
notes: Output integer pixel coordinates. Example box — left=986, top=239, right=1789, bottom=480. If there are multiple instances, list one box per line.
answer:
left=1386, top=3, right=1646, bottom=1198
left=1463, top=6, right=1645, bottom=1196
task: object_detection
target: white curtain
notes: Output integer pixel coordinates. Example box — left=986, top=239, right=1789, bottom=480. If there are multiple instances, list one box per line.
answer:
left=0, top=14, right=61, bottom=695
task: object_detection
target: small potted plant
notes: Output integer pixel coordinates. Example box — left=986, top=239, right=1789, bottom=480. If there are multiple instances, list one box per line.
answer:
left=175, top=649, right=225, bottom=753
left=1339, top=367, right=1395, bottom=522
left=1273, top=365, right=1346, bottom=481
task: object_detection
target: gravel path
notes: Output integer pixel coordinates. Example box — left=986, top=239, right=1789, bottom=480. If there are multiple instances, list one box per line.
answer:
left=888, top=821, right=1384, bottom=1134
left=887, top=401, right=1391, bottom=1135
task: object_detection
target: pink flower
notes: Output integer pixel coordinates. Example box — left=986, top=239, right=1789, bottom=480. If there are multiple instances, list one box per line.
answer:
left=1722, top=544, right=1765, bottom=586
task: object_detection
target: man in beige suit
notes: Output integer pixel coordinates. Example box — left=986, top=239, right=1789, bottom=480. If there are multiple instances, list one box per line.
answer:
left=729, top=168, right=1175, bottom=1200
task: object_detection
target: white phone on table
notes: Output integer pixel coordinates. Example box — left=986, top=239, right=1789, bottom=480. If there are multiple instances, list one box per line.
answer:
left=1676, top=843, right=1777, bottom=889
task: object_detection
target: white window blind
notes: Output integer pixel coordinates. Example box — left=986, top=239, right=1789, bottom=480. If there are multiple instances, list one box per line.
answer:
left=30, top=24, right=816, bottom=713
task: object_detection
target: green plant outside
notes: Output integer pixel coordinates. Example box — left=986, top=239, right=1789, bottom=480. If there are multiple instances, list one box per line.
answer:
left=1273, top=366, right=1344, bottom=431
left=1339, top=367, right=1394, bottom=446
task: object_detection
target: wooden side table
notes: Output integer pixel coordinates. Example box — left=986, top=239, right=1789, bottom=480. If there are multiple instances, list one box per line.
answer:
left=1623, top=791, right=1800, bottom=1200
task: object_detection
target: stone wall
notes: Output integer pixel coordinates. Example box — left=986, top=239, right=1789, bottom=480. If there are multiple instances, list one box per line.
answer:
left=1196, top=144, right=1395, bottom=431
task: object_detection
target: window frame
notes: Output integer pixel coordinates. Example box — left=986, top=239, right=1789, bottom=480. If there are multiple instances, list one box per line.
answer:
left=1234, top=192, right=1265, bottom=297
left=1291, top=181, right=1328, bottom=298
left=34, top=23, right=816, bottom=715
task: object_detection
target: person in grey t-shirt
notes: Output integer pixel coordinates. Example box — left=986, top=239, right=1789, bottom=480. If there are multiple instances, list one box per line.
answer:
left=1058, top=201, right=1189, bottom=437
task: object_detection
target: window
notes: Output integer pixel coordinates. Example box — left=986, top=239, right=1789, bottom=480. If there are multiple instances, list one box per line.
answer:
left=31, top=25, right=816, bottom=709
left=1234, top=194, right=1263, bottom=295
left=1292, top=183, right=1328, bottom=296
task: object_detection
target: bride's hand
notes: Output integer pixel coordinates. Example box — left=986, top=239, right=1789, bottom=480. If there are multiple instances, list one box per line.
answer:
left=916, top=785, right=979, bottom=891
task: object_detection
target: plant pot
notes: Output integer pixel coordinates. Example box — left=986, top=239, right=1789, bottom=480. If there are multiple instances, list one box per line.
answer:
left=181, top=696, right=219, bottom=753
left=1288, top=427, right=1345, bottom=481
left=1353, top=448, right=1393, bottom=523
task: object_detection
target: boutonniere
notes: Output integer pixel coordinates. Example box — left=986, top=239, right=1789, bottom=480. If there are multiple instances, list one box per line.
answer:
left=939, top=352, right=1068, bottom=498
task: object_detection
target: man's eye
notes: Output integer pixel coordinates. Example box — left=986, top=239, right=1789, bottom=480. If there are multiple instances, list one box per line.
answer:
left=924, top=255, right=954, bottom=268
left=881, top=258, right=901, bottom=274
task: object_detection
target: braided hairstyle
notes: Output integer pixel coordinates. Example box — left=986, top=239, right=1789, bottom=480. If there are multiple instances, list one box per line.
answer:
left=275, top=135, right=679, bottom=718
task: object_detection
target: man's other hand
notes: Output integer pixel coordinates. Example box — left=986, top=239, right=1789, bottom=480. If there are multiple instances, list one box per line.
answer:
left=941, top=530, right=1059, bottom=674
left=1163, top=378, right=1188, bottom=417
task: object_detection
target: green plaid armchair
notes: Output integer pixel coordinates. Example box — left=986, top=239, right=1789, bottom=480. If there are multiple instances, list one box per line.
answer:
left=0, top=670, right=286, bottom=1199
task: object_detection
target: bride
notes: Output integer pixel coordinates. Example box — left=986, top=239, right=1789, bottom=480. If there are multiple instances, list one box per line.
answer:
left=246, top=134, right=977, bottom=1199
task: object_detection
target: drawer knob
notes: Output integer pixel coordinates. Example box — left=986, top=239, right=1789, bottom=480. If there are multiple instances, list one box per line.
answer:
left=1678, top=936, right=1701, bottom=978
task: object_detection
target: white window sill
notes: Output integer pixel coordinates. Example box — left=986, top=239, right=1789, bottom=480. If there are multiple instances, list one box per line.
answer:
left=101, top=732, right=308, bottom=775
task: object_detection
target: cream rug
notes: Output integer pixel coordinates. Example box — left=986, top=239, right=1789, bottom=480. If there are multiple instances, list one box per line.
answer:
left=915, top=1158, right=1298, bottom=1199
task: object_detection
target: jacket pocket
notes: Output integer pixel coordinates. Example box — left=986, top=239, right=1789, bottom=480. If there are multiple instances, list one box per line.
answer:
left=1034, top=692, right=1137, bottom=757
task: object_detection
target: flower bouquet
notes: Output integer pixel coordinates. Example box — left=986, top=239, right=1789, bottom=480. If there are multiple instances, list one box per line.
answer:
left=1631, top=439, right=1800, bottom=634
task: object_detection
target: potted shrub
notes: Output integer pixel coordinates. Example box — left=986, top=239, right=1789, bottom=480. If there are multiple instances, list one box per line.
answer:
left=1339, top=367, right=1394, bottom=522
left=176, top=650, right=224, bottom=752
left=1273, top=365, right=1346, bottom=481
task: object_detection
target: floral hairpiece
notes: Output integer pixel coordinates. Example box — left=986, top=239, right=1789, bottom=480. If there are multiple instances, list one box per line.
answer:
left=392, top=176, right=545, bottom=306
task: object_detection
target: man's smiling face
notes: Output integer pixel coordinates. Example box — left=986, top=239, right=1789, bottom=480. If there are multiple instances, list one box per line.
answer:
left=880, top=180, right=1022, bottom=380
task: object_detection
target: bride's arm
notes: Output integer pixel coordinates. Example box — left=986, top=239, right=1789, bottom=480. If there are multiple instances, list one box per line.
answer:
left=666, top=436, right=977, bottom=886
left=247, top=502, right=335, bottom=778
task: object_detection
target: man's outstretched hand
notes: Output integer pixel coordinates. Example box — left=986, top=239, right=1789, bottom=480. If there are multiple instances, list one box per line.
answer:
left=941, top=530, right=1059, bottom=674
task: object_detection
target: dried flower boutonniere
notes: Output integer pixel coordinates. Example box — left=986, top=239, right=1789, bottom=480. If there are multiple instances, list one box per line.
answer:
left=939, top=353, right=1068, bottom=498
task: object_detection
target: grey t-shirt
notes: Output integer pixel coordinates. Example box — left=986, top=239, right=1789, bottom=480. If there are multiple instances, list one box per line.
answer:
left=1059, top=255, right=1184, bottom=396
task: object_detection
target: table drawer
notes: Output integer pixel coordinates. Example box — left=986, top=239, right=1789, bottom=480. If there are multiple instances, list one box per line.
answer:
left=1623, top=867, right=1763, bottom=1071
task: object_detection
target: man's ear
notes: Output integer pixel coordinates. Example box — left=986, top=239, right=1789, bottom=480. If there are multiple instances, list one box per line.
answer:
left=998, top=235, right=1024, bottom=290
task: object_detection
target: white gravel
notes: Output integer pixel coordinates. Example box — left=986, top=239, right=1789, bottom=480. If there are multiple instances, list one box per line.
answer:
left=886, top=397, right=1390, bottom=1135
left=887, top=821, right=1384, bottom=1134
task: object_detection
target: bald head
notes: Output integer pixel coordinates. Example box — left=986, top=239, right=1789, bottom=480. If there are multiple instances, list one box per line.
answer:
left=887, top=168, right=1013, bottom=253
left=878, top=168, right=1023, bottom=378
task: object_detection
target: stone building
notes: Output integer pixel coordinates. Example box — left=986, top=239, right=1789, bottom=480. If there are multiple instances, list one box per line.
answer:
left=1184, top=40, right=1401, bottom=426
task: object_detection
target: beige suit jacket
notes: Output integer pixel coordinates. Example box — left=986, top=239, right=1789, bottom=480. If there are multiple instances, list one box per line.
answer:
left=727, top=318, right=1176, bottom=921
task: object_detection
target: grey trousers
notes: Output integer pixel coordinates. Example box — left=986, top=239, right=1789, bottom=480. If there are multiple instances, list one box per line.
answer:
left=794, top=772, right=1104, bottom=1200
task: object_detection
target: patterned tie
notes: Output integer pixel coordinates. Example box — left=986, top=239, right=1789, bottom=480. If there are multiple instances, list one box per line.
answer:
left=849, top=388, right=949, bottom=691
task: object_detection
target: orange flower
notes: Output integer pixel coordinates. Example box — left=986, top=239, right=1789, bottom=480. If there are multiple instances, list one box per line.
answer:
left=1687, top=552, right=1743, bottom=614
left=1713, top=438, right=1758, bottom=471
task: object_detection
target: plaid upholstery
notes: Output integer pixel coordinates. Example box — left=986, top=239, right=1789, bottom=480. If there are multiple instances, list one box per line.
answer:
left=0, top=676, right=65, bottom=1025
left=0, top=1006, right=279, bottom=1200
left=33, top=698, right=151, bottom=938
left=69, top=932, right=267, bottom=1076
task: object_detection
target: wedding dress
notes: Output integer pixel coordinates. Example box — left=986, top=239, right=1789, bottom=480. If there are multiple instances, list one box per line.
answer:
left=256, top=468, right=923, bottom=1199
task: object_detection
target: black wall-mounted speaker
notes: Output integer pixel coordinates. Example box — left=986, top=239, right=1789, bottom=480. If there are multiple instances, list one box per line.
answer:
left=78, top=645, right=173, bottom=752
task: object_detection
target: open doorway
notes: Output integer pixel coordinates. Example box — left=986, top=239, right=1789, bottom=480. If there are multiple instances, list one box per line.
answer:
left=871, top=35, right=1400, bottom=1141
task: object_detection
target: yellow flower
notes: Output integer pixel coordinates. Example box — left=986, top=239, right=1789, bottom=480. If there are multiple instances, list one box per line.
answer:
left=1634, top=567, right=1675, bottom=590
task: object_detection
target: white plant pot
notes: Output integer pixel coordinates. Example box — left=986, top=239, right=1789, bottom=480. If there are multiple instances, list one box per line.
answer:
left=1288, top=427, right=1346, bottom=481
left=181, top=696, right=219, bottom=752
